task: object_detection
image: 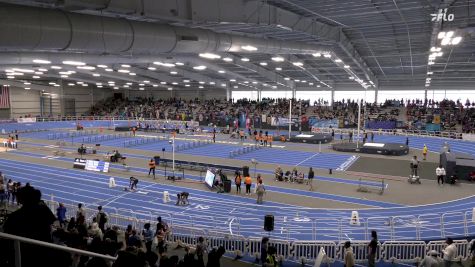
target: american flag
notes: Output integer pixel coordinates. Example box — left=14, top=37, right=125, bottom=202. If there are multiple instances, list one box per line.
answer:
left=0, top=85, right=11, bottom=109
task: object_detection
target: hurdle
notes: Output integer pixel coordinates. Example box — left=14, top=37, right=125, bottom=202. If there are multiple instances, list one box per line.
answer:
left=357, top=177, right=385, bottom=195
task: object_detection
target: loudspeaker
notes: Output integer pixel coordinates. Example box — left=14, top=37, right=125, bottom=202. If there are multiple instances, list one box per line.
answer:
left=243, top=166, right=250, bottom=177
left=264, top=215, right=274, bottom=232
left=223, top=180, right=231, bottom=193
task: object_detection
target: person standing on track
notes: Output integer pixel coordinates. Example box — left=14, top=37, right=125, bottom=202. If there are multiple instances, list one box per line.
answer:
left=234, top=171, right=242, bottom=194
left=244, top=175, right=252, bottom=195
left=148, top=158, right=156, bottom=179
left=423, top=144, right=428, bottom=160
left=308, top=167, right=315, bottom=191
left=411, top=156, right=419, bottom=177
left=256, top=181, right=265, bottom=204
left=436, top=165, right=446, bottom=185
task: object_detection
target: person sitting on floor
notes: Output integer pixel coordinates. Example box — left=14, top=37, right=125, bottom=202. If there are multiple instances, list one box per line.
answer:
left=275, top=166, right=283, bottom=181
left=449, top=174, right=458, bottom=185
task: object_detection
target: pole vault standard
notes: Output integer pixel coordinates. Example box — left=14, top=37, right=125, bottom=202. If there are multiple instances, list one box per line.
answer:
left=288, top=99, right=292, bottom=140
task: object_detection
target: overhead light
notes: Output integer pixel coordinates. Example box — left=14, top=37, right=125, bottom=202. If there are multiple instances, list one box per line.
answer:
left=23, top=82, right=31, bottom=85
left=139, top=83, right=145, bottom=86
left=193, top=65, right=207, bottom=70
left=96, top=83, right=102, bottom=85
left=451, top=36, right=462, bottom=45
left=48, top=82, right=56, bottom=85
left=33, top=59, right=51, bottom=64
left=32, top=76, right=40, bottom=79
left=334, top=59, right=342, bottom=63
left=105, top=68, right=113, bottom=72
left=252, top=81, right=258, bottom=84
left=301, top=80, right=307, bottom=83
left=118, top=69, right=130, bottom=73
left=292, top=62, right=304, bottom=67
left=183, top=80, right=190, bottom=83
left=344, top=65, right=350, bottom=69
left=259, top=62, right=268, bottom=66
left=243, top=81, right=249, bottom=84
left=275, top=67, right=282, bottom=71
left=271, top=56, right=285, bottom=62
left=218, top=70, right=226, bottom=74
left=139, top=87, right=144, bottom=91
left=284, top=77, right=290, bottom=81
left=68, top=83, right=75, bottom=86
left=76, top=81, right=83, bottom=84
left=54, top=84, right=61, bottom=87
left=77, top=66, right=96, bottom=70
left=323, top=54, right=332, bottom=58
left=11, top=72, right=24, bottom=75
left=199, top=81, right=205, bottom=84
left=92, top=73, right=101, bottom=77
left=13, top=68, right=34, bottom=73
left=309, top=83, right=314, bottom=85
left=445, top=31, right=454, bottom=38
left=312, top=53, right=322, bottom=57
left=129, top=72, right=136, bottom=76
left=97, top=65, right=108, bottom=68
left=428, top=61, right=435, bottom=65
left=241, top=45, right=258, bottom=51
left=7, top=76, right=14, bottom=79
left=38, top=68, right=48, bottom=72
left=175, top=62, right=184, bottom=66
left=230, top=79, right=236, bottom=82
left=430, top=47, right=442, bottom=52
left=24, top=87, right=30, bottom=90
left=63, top=60, right=86, bottom=66
left=241, top=58, right=250, bottom=62
left=209, top=82, right=215, bottom=85
left=441, top=37, right=451, bottom=46
left=349, top=76, right=355, bottom=80
left=153, top=62, right=175, bottom=68
left=234, top=85, right=238, bottom=89
left=199, top=53, right=221, bottom=59
left=160, top=81, right=167, bottom=85
left=427, top=72, right=433, bottom=75
left=172, top=82, right=178, bottom=85
left=438, top=32, right=446, bottom=39
left=143, top=80, right=150, bottom=83
left=97, top=85, right=103, bottom=88
left=121, top=64, right=131, bottom=68
left=185, top=84, right=191, bottom=87
left=125, top=82, right=132, bottom=85
left=167, top=87, right=173, bottom=91
left=60, top=75, right=69, bottom=78
left=437, top=52, right=443, bottom=57
left=221, top=83, right=226, bottom=87
left=34, top=72, right=44, bottom=75
left=170, top=71, right=178, bottom=75
left=153, top=84, right=158, bottom=87
left=425, top=84, right=430, bottom=87
left=223, top=57, right=233, bottom=62
left=113, top=86, right=119, bottom=90
left=317, top=85, right=321, bottom=88
left=199, top=86, right=204, bottom=89
left=148, top=67, right=156, bottom=70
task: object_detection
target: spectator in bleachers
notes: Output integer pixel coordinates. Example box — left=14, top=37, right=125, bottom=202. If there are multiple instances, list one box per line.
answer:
left=124, top=224, right=133, bottom=246
left=76, top=203, right=85, bottom=220
left=367, top=230, right=378, bottom=267
left=127, top=230, right=141, bottom=248
left=56, top=202, right=67, bottom=228
left=142, top=223, right=154, bottom=252
left=344, top=241, right=355, bottom=267
left=0, top=178, right=5, bottom=207
left=3, top=185, right=56, bottom=267
left=89, top=221, right=103, bottom=239
left=265, top=246, right=277, bottom=267
left=6, top=178, right=13, bottom=203
left=95, top=205, right=108, bottom=232
left=196, top=236, right=207, bottom=267
left=420, top=250, right=440, bottom=267
left=260, top=237, right=269, bottom=267
left=442, top=237, right=457, bottom=267
left=206, top=246, right=226, bottom=267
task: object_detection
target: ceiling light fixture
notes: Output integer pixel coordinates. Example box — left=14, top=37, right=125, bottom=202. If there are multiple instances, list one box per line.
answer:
left=259, top=62, right=268, bottom=66
left=97, top=65, right=108, bottom=68
left=172, top=82, right=178, bottom=85
left=344, top=65, right=350, bottom=69
left=223, top=57, right=233, bottom=62
left=334, top=59, right=342, bottom=63
left=105, top=68, right=113, bottom=72
left=121, top=64, right=131, bottom=68
left=193, top=65, right=207, bottom=70
left=323, top=54, right=331, bottom=58
left=175, top=62, right=184, bottom=66
left=33, top=59, right=51, bottom=64
left=118, top=69, right=130, bottom=73
left=284, top=77, right=290, bottom=81
left=148, top=67, right=156, bottom=70
left=218, top=70, right=226, bottom=74
left=241, top=58, right=250, bottom=62
left=77, top=66, right=96, bottom=70
left=275, top=67, right=282, bottom=71
left=32, top=76, right=40, bottom=79
left=271, top=56, right=285, bottom=62
left=170, top=71, right=178, bottom=75
left=160, top=82, right=167, bottom=85
left=92, top=73, right=101, bottom=77
left=129, top=73, right=136, bottom=76
left=199, top=53, right=221, bottom=59
left=38, top=68, right=48, bottom=72
left=241, top=45, right=258, bottom=51
left=312, top=53, right=321, bottom=57
left=167, top=87, right=173, bottom=91
left=292, top=62, right=304, bottom=67
left=63, top=60, right=86, bottom=66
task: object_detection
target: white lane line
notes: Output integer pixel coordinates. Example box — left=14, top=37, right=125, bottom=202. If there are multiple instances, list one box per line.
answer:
left=295, top=153, right=319, bottom=166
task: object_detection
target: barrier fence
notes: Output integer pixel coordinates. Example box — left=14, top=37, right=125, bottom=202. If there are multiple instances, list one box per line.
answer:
left=40, top=199, right=474, bottom=264
left=313, top=127, right=462, bottom=140
left=175, top=139, right=212, bottom=152
left=81, top=133, right=132, bottom=144
left=123, top=136, right=167, bottom=148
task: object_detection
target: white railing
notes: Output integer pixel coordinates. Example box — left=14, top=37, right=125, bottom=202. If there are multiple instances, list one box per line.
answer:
left=0, top=232, right=116, bottom=267
left=42, top=200, right=473, bottom=244
left=312, top=127, right=462, bottom=140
